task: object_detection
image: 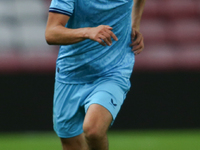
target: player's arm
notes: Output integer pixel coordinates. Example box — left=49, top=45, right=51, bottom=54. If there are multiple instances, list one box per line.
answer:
left=45, top=12, right=118, bottom=46
left=130, top=0, right=146, bottom=55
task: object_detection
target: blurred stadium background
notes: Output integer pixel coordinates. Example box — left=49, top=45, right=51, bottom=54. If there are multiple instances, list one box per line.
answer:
left=0, top=0, right=200, bottom=149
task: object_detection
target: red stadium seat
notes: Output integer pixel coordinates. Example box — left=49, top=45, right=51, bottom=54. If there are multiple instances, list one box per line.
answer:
left=172, top=44, right=200, bottom=70
left=134, top=43, right=200, bottom=71
left=157, top=0, right=198, bottom=20
left=134, top=44, right=177, bottom=71
left=140, top=20, right=166, bottom=44
left=142, top=0, right=159, bottom=19
left=165, top=20, right=200, bottom=44
left=196, top=1, right=200, bottom=17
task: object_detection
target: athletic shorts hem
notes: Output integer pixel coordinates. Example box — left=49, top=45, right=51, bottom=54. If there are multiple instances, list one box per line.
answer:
left=56, top=130, right=84, bottom=139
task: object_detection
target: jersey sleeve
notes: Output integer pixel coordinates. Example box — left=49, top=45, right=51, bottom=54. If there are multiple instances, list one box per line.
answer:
left=49, top=0, right=74, bottom=16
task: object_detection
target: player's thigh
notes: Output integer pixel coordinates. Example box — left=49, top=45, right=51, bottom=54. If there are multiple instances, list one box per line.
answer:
left=83, top=103, right=112, bottom=137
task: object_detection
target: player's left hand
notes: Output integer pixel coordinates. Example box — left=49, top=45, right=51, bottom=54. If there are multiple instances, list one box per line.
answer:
left=130, top=28, right=144, bottom=55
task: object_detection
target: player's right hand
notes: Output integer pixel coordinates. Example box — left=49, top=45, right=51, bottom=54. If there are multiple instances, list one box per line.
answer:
left=86, top=25, right=118, bottom=46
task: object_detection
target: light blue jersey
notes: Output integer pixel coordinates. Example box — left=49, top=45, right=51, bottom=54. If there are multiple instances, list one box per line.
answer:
left=49, top=0, right=135, bottom=84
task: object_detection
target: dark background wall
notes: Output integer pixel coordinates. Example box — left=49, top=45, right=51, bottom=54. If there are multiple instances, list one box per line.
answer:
left=1, top=71, right=199, bottom=132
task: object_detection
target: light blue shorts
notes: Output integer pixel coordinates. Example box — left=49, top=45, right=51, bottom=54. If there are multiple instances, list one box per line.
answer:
left=53, top=77, right=131, bottom=138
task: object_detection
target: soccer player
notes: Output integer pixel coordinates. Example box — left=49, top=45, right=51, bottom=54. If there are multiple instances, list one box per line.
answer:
left=45, top=0, right=145, bottom=150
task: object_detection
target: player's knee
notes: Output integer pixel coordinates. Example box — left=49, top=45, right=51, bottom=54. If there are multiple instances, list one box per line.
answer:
left=83, top=124, right=105, bottom=140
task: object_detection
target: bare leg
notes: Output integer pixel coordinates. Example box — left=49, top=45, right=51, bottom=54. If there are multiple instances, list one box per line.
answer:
left=60, top=104, right=112, bottom=150
left=60, top=133, right=89, bottom=150
left=83, top=104, right=112, bottom=150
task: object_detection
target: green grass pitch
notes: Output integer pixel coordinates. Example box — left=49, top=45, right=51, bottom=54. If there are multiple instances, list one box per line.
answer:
left=0, top=130, right=200, bottom=150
